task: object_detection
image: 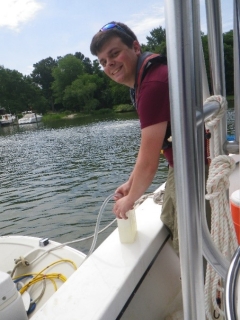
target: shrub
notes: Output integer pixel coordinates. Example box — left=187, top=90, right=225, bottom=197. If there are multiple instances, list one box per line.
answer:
left=113, top=104, right=135, bottom=113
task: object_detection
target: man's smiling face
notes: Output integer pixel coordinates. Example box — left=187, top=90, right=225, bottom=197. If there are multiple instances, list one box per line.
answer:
left=97, top=37, right=141, bottom=88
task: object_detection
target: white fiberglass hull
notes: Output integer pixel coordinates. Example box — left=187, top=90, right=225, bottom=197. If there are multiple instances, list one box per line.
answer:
left=18, top=115, right=42, bottom=125
left=0, top=235, right=86, bottom=318
left=0, top=114, right=17, bottom=126
left=31, top=184, right=183, bottom=320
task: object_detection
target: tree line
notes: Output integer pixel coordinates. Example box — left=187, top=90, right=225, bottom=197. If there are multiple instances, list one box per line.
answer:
left=0, top=27, right=234, bottom=116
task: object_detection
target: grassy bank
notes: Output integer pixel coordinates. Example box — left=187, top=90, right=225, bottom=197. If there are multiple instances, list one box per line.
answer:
left=42, top=104, right=135, bottom=121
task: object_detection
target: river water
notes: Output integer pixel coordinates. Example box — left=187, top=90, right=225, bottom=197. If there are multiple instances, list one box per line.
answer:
left=0, top=112, right=168, bottom=254
left=0, top=107, right=235, bottom=254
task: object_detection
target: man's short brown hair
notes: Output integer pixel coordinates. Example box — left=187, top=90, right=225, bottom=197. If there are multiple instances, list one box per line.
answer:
left=90, top=21, right=139, bottom=56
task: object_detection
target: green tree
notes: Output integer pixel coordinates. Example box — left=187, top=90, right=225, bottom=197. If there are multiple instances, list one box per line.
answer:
left=74, top=52, right=93, bottom=74
left=63, top=74, right=104, bottom=112
left=31, top=57, right=57, bottom=111
left=23, top=76, right=48, bottom=114
left=74, top=52, right=85, bottom=60
left=223, top=30, right=234, bottom=95
left=202, top=30, right=233, bottom=95
left=201, top=33, right=211, bottom=93
left=0, top=66, right=47, bottom=114
left=82, top=57, right=93, bottom=74
left=92, top=59, right=102, bottom=75
left=108, top=80, right=131, bottom=106
left=52, top=54, right=84, bottom=106
left=141, top=26, right=166, bottom=55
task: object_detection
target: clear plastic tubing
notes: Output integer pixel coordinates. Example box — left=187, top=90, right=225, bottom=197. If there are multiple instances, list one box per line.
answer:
left=87, top=193, right=115, bottom=257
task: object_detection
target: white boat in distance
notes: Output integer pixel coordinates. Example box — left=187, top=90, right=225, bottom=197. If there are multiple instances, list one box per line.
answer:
left=0, top=113, right=17, bottom=126
left=18, top=112, right=43, bottom=125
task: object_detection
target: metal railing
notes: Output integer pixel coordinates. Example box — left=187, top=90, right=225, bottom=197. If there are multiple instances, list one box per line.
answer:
left=224, top=247, right=240, bottom=320
left=205, top=0, right=227, bottom=155
left=225, top=246, right=240, bottom=320
left=234, top=0, right=240, bottom=143
left=164, top=0, right=239, bottom=319
left=165, top=0, right=206, bottom=318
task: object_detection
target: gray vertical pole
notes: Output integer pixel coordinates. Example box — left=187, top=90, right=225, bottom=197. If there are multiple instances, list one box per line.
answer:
left=234, top=0, right=240, bottom=143
left=201, top=5, right=230, bottom=279
left=164, top=0, right=205, bottom=319
left=205, top=0, right=227, bottom=155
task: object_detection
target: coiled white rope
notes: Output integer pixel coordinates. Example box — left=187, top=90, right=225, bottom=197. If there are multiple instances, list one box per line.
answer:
left=205, top=95, right=227, bottom=158
left=204, top=95, right=238, bottom=319
left=134, top=188, right=165, bottom=207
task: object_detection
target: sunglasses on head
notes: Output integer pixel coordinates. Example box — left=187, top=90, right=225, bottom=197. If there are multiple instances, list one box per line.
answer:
left=100, top=22, right=129, bottom=36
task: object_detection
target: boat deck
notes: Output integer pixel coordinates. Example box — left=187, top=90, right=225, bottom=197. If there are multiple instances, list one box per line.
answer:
left=31, top=185, right=182, bottom=320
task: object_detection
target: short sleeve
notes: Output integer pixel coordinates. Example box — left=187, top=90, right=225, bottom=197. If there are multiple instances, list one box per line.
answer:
left=137, top=64, right=170, bottom=129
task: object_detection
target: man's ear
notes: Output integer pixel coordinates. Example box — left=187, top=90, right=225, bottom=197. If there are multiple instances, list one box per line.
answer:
left=133, top=40, right=141, bottom=54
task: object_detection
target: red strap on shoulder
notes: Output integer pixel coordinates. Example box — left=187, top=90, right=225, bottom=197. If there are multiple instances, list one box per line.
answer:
left=135, top=53, right=160, bottom=104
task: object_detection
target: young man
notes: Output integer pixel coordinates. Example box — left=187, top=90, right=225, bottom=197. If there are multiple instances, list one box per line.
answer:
left=90, top=22, right=178, bottom=252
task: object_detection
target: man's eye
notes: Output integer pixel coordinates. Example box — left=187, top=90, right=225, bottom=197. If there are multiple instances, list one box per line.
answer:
left=112, top=51, right=119, bottom=57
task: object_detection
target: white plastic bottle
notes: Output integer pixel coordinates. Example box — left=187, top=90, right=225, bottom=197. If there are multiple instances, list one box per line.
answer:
left=117, top=209, right=137, bottom=243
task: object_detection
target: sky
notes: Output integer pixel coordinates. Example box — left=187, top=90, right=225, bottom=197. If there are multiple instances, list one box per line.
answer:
left=0, top=0, right=233, bottom=76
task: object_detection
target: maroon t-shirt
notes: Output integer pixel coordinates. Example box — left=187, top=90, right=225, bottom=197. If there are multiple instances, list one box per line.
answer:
left=136, top=63, right=173, bottom=167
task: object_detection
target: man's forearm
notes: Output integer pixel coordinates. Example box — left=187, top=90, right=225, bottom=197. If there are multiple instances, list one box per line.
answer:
left=127, top=159, right=159, bottom=204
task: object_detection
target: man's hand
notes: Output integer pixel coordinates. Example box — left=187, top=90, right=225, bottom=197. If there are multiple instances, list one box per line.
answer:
left=113, top=180, right=131, bottom=200
left=113, top=196, right=134, bottom=219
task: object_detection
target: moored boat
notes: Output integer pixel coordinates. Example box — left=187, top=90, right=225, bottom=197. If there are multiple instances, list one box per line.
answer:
left=18, top=112, right=43, bottom=125
left=0, top=113, right=17, bottom=126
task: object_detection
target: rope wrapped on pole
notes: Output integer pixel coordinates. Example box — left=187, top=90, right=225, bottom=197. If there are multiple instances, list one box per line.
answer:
left=204, top=155, right=238, bottom=319
left=205, top=95, right=228, bottom=158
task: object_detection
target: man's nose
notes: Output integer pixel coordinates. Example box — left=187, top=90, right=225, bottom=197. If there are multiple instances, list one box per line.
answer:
left=106, top=58, right=115, bottom=67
